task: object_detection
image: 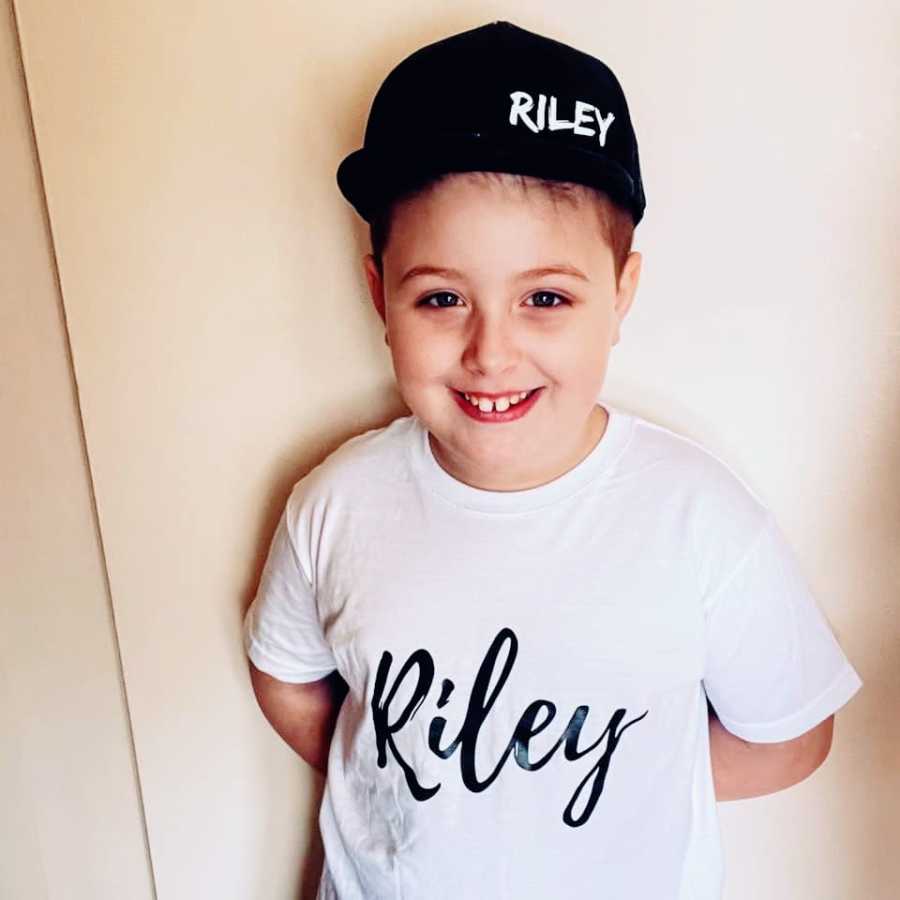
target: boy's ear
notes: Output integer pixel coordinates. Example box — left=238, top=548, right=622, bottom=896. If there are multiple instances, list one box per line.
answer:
left=363, top=253, right=391, bottom=347
left=612, top=250, right=642, bottom=346
left=362, top=253, right=389, bottom=346
left=363, top=253, right=385, bottom=319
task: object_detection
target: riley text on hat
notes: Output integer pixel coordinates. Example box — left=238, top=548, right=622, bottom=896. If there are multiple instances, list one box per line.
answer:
left=508, top=91, right=615, bottom=146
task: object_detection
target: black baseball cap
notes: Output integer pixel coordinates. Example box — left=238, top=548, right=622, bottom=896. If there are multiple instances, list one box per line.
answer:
left=336, top=20, right=646, bottom=226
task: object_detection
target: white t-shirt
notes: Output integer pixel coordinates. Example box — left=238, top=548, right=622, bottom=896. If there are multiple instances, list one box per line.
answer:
left=243, top=401, right=863, bottom=900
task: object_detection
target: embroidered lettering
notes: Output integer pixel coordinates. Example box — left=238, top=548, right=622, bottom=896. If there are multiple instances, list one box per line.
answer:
left=508, top=90, right=615, bottom=146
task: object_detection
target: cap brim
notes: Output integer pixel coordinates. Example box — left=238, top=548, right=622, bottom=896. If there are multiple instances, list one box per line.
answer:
left=336, top=131, right=642, bottom=225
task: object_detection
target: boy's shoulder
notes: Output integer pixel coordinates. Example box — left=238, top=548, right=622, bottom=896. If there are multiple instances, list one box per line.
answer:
left=286, top=413, right=417, bottom=508
left=623, top=406, right=773, bottom=570
left=625, top=408, right=766, bottom=504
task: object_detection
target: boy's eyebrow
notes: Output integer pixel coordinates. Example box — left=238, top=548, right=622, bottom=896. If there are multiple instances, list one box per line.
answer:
left=397, top=264, right=590, bottom=285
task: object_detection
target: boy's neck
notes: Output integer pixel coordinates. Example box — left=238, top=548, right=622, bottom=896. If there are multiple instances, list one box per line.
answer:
left=428, top=403, right=610, bottom=493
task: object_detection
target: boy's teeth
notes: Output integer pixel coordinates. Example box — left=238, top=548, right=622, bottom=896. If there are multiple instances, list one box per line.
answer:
left=463, top=390, right=531, bottom=412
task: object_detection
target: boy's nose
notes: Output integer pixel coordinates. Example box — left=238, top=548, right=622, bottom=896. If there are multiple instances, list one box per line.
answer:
left=461, top=311, right=521, bottom=377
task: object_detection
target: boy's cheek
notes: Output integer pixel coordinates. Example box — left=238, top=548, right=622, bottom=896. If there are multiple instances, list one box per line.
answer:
left=390, top=332, right=457, bottom=368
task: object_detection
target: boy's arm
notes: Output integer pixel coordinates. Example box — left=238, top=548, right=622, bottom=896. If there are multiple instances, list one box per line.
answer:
left=248, top=660, right=348, bottom=776
left=708, top=703, right=834, bottom=801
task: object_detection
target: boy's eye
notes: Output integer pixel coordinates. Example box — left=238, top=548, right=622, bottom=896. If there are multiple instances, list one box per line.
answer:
left=417, top=291, right=569, bottom=309
left=525, top=291, right=568, bottom=308
left=418, top=292, right=461, bottom=308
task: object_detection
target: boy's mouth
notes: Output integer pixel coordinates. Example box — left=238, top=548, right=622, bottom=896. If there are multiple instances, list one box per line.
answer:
left=451, top=386, right=543, bottom=420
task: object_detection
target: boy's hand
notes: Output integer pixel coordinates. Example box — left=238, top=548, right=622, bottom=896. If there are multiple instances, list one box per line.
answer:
left=708, top=703, right=834, bottom=801
left=248, top=661, right=349, bottom=775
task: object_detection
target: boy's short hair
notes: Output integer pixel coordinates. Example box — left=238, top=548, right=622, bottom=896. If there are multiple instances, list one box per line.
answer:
left=368, top=171, right=635, bottom=287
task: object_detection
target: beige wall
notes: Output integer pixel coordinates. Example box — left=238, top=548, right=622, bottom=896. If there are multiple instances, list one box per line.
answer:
left=0, top=1, right=154, bottom=897
left=2, top=2, right=896, bottom=898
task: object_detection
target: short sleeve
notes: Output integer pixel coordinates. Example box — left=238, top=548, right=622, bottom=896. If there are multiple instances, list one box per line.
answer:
left=702, top=511, right=863, bottom=743
left=242, top=502, right=337, bottom=683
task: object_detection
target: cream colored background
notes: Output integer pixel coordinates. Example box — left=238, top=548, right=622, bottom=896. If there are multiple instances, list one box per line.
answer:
left=2, top=1, right=896, bottom=898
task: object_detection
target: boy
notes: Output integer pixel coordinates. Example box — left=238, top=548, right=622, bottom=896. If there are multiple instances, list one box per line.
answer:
left=243, top=20, right=863, bottom=899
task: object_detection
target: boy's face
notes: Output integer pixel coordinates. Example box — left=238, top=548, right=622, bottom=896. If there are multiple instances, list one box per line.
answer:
left=362, top=173, right=641, bottom=492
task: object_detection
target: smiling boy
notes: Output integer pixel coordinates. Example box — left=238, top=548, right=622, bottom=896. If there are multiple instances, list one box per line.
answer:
left=362, top=171, right=640, bottom=493
left=243, top=20, right=863, bottom=899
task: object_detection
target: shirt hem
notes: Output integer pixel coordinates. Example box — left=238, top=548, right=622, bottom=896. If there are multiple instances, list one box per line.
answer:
left=245, top=639, right=337, bottom=684
left=713, top=661, right=863, bottom=743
